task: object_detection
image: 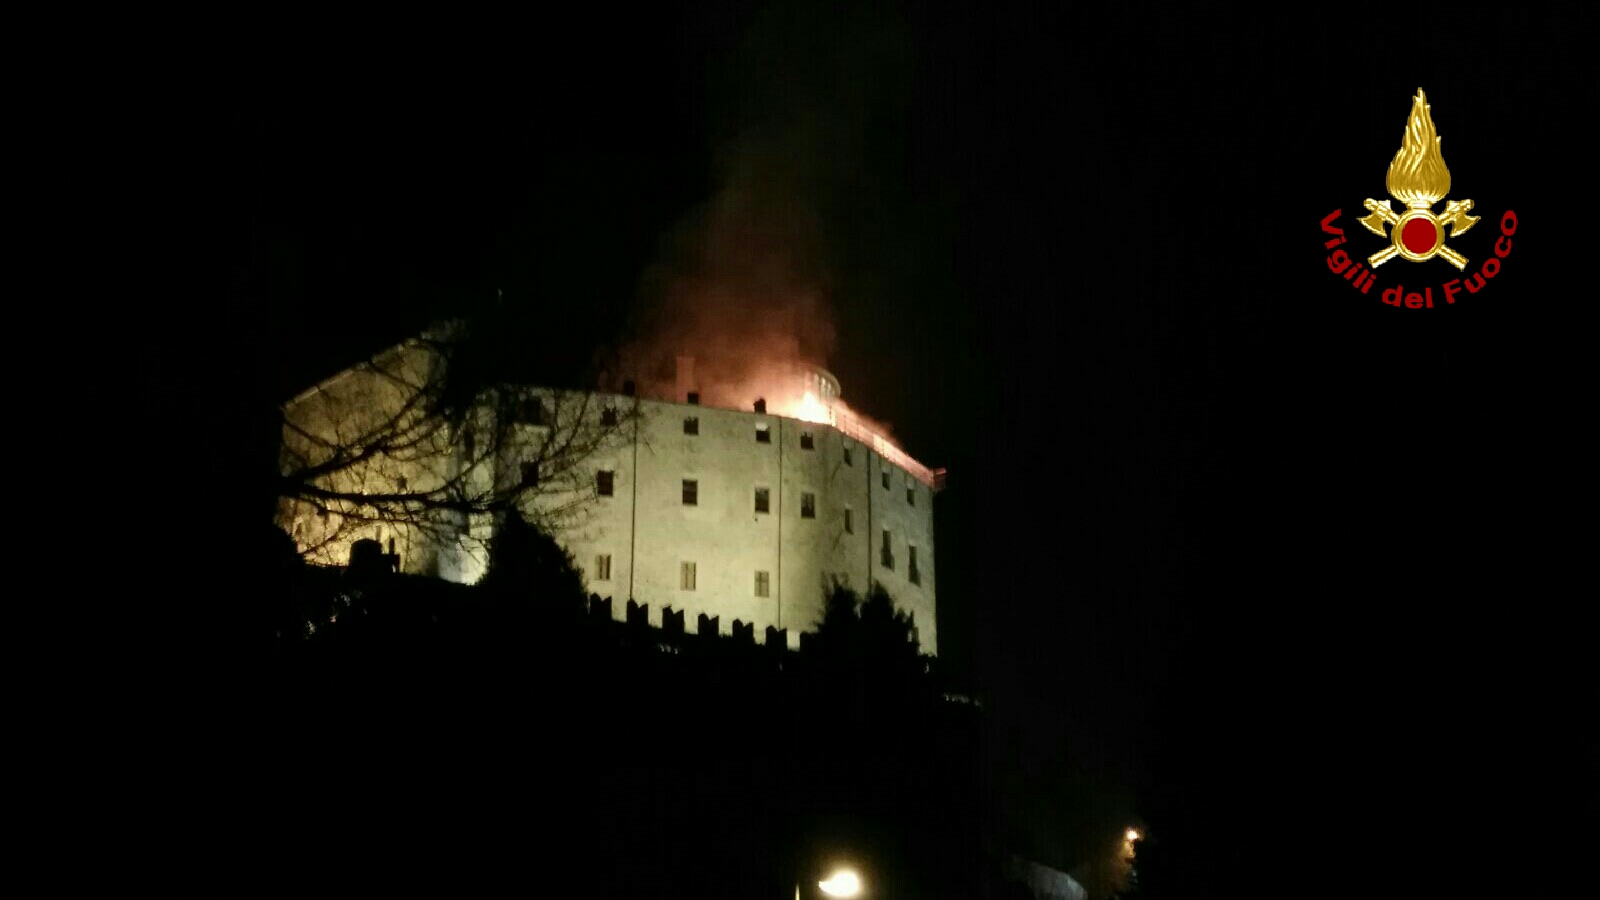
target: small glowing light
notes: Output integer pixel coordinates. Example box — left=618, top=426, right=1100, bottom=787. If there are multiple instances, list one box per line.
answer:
left=1125, top=828, right=1141, bottom=843
left=818, top=869, right=862, bottom=898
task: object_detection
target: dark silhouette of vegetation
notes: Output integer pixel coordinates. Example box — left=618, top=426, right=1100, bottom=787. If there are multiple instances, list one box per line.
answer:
left=478, top=509, right=586, bottom=617
left=277, top=317, right=639, bottom=569
left=811, top=580, right=924, bottom=671
left=200, top=518, right=995, bottom=898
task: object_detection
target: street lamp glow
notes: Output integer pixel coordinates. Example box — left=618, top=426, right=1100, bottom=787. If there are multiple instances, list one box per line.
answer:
left=818, top=869, right=863, bottom=898
left=1125, top=828, right=1141, bottom=842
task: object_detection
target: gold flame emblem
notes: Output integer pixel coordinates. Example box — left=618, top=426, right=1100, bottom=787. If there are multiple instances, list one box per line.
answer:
left=1358, top=89, right=1479, bottom=270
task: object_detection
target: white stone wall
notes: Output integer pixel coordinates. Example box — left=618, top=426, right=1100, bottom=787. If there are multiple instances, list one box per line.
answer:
left=279, top=357, right=939, bottom=654
left=278, top=339, right=465, bottom=578
left=531, top=394, right=938, bottom=655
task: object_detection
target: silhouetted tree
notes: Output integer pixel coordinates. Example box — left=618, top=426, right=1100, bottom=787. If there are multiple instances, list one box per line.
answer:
left=1073, top=831, right=1137, bottom=900
left=809, top=580, right=926, bottom=687
left=275, top=317, right=638, bottom=574
left=858, top=581, right=921, bottom=665
left=811, top=579, right=863, bottom=660
left=478, top=510, right=586, bottom=616
left=1121, top=832, right=1165, bottom=900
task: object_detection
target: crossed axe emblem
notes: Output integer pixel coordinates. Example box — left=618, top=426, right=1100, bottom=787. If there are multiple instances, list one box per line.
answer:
left=1359, top=197, right=1479, bottom=270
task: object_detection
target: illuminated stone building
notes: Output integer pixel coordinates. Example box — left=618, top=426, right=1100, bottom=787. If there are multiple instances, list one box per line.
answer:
left=278, top=334, right=944, bottom=653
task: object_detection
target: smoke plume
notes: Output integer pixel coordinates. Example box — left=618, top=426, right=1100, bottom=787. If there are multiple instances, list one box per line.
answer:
left=617, top=124, right=840, bottom=412
left=607, top=5, right=911, bottom=450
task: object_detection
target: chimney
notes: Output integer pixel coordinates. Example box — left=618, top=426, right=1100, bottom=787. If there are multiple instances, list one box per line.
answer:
left=675, top=355, right=696, bottom=404
left=754, top=398, right=766, bottom=414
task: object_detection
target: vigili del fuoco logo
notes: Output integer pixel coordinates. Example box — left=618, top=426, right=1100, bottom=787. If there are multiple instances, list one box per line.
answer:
left=1321, top=88, right=1516, bottom=309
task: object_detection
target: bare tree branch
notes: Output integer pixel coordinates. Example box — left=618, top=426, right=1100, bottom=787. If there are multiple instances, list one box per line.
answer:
left=276, top=319, right=639, bottom=574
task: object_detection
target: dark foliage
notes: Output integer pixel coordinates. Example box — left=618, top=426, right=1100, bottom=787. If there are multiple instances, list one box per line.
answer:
left=812, top=580, right=924, bottom=671
left=478, top=509, right=587, bottom=617
left=193, top=520, right=992, bottom=898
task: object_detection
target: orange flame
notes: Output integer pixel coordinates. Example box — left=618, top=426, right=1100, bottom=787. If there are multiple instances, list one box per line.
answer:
left=794, top=390, right=833, bottom=425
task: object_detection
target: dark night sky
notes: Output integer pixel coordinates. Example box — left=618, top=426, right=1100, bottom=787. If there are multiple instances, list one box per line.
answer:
left=152, top=3, right=1589, bottom=894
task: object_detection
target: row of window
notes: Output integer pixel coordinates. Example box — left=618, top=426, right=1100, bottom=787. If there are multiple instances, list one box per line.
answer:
left=684, top=417, right=854, bottom=465
left=689, top=481, right=822, bottom=523
left=515, top=399, right=623, bottom=427
left=587, top=469, right=915, bottom=534
left=506, top=404, right=917, bottom=502
left=592, top=465, right=919, bottom=507
left=588, top=542, right=920, bottom=590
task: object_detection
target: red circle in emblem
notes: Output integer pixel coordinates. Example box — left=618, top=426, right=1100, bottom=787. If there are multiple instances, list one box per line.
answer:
left=1401, top=218, right=1437, bottom=254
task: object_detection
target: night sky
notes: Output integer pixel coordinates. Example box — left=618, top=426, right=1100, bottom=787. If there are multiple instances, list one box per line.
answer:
left=153, top=4, right=1589, bottom=894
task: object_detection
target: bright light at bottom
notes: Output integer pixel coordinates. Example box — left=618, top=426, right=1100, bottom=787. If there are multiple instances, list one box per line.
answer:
left=818, top=869, right=862, bottom=898
left=1125, top=828, right=1141, bottom=842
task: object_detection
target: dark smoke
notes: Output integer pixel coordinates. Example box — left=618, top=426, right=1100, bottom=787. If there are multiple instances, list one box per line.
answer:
left=611, top=5, right=912, bottom=414
left=619, top=125, right=839, bottom=407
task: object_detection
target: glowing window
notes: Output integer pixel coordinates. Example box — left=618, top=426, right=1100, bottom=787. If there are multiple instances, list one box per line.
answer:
left=755, top=571, right=770, bottom=598
left=680, top=561, right=696, bottom=591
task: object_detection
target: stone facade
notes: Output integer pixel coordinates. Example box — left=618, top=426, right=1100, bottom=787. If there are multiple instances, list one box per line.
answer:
left=279, top=339, right=940, bottom=654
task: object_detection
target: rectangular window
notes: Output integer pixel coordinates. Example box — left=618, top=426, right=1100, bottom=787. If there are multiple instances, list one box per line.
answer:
left=518, top=397, right=545, bottom=425
left=601, top=407, right=618, bottom=427
left=843, top=444, right=853, bottom=466
left=882, top=470, right=890, bottom=489
left=682, top=479, right=698, bottom=505
left=756, top=424, right=771, bottom=443
left=800, top=431, right=814, bottom=450
left=396, top=475, right=408, bottom=491
left=801, top=492, right=816, bottom=518
left=596, top=470, right=614, bottom=496
left=906, top=484, right=915, bottom=506
left=521, top=462, right=539, bottom=487
left=844, top=507, right=854, bottom=534
left=754, top=487, right=770, bottom=514
left=680, top=561, right=696, bottom=591
left=755, top=570, right=770, bottom=598
left=683, top=416, right=699, bottom=435
left=881, top=529, right=893, bottom=569
left=595, top=554, right=612, bottom=581
left=909, top=546, right=920, bottom=585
